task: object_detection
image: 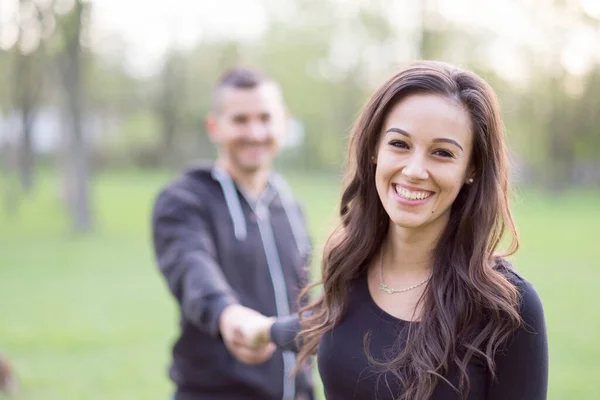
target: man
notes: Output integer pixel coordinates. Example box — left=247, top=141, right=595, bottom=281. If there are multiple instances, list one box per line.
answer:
left=152, top=67, right=314, bottom=400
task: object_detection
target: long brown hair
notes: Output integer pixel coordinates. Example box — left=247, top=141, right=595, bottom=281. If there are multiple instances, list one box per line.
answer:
left=296, top=61, right=521, bottom=399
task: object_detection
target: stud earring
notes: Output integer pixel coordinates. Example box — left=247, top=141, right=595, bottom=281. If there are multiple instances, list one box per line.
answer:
left=467, top=178, right=474, bottom=184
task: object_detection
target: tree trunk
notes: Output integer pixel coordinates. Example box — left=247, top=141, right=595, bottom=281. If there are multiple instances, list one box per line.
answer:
left=546, top=76, right=572, bottom=193
left=159, top=53, right=179, bottom=169
left=18, top=105, right=35, bottom=192
left=1, top=142, right=19, bottom=216
left=62, top=0, right=92, bottom=232
left=13, top=49, right=36, bottom=193
left=416, top=0, right=433, bottom=59
left=14, top=0, right=39, bottom=193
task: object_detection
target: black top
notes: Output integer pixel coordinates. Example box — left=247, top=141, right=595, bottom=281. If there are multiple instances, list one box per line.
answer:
left=272, top=267, right=548, bottom=400
left=152, top=163, right=313, bottom=399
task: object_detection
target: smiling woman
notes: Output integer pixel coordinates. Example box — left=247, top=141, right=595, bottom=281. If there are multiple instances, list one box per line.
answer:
left=235, top=60, right=549, bottom=400
left=294, top=60, right=548, bottom=400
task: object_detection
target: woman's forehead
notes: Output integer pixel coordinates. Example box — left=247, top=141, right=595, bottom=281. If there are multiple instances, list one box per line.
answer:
left=382, top=94, right=472, bottom=146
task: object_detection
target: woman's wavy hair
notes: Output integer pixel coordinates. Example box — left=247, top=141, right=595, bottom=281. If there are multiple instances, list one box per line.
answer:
left=295, top=61, right=521, bottom=399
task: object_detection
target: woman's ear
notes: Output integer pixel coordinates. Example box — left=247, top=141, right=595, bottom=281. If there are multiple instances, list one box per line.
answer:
left=465, top=168, right=475, bottom=184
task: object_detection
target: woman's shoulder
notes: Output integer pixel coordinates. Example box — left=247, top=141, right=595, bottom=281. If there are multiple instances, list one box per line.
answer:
left=494, top=259, right=545, bottom=324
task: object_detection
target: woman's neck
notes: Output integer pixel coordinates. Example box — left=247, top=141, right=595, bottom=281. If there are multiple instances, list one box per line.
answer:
left=383, top=217, right=448, bottom=277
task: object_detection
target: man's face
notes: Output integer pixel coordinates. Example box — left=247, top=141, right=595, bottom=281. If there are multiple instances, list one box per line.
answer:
left=207, top=83, right=287, bottom=176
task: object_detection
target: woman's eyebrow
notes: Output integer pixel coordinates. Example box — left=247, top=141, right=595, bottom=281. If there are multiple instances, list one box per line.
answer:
left=385, top=128, right=464, bottom=152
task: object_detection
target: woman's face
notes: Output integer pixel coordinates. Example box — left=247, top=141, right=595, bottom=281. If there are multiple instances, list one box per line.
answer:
left=375, top=93, right=474, bottom=234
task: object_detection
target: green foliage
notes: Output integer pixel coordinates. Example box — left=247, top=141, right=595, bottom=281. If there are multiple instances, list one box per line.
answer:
left=2, top=0, right=599, bottom=187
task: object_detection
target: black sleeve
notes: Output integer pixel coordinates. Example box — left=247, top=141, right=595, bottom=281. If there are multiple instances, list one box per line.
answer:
left=271, top=314, right=302, bottom=353
left=151, top=184, right=239, bottom=338
left=487, top=279, right=548, bottom=400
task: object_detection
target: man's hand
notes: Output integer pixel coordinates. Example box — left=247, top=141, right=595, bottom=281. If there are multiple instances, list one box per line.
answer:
left=237, top=311, right=275, bottom=349
left=219, top=304, right=276, bottom=365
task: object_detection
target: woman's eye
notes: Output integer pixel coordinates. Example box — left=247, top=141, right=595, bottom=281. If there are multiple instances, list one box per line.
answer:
left=433, top=149, right=455, bottom=158
left=389, top=140, right=409, bottom=149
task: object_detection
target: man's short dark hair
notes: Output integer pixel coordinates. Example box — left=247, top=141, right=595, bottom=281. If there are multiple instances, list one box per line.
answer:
left=211, top=67, right=271, bottom=112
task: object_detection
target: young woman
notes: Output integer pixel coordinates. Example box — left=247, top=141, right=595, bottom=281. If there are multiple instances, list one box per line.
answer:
left=243, top=60, right=548, bottom=400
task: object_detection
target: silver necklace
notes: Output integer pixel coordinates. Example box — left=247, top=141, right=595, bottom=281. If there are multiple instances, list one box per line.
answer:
left=378, top=247, right=431, bottom=294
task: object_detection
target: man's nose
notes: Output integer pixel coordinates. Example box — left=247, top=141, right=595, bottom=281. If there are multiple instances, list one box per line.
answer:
left=247, top=120, right=270, bottom=141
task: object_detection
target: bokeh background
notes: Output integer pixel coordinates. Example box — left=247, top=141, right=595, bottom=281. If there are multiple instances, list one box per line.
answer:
left=0, top=0, right=599, bottom=399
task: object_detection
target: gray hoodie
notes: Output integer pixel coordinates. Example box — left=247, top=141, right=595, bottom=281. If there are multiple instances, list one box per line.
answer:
left=152, top=162, right=313, bottom=400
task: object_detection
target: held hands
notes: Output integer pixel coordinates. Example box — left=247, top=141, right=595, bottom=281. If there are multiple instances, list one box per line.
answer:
left=218, top=304, right=276, bottom=365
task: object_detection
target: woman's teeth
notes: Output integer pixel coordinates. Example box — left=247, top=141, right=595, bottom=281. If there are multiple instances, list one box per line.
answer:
left=394, top=185, right=432, bottom=200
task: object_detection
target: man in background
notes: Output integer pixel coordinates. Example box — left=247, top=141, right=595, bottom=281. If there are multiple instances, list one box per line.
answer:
left=152, top=67, right=314, bottom=400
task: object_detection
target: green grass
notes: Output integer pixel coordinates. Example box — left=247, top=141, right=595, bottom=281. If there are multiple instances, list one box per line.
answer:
left=0, top=169, right=599, bottom=399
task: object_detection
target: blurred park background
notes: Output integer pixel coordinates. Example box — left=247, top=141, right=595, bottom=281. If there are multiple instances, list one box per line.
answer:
left=0, top=0, right=599, bottom=399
